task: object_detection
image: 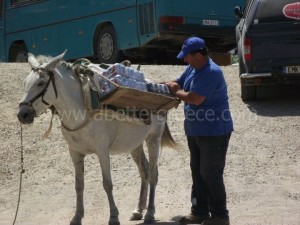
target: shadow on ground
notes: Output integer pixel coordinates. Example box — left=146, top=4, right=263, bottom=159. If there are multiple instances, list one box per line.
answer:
left=134, top=216, right=183, bottom=225
left=244, top=85, right=300, bottom=117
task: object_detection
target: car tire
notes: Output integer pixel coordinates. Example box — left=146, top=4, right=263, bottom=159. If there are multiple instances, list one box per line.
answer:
left=9, top=44, right=28, bottom=62
left=96, top=25, right=123, bottom=64
left=241, top=84, right=256, bottom=101
left=239, top=55, right=257, bottom=101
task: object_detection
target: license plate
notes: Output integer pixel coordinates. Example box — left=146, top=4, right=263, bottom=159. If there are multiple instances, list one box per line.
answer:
left=284, top=65, right=300, bottom=74
left=202, top=19, right=219, bottom=26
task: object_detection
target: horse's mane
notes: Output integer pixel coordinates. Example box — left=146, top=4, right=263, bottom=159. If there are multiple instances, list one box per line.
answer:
left=36, top=55, right=53, bottom=64
left=59, top=61, right=73, bottom=71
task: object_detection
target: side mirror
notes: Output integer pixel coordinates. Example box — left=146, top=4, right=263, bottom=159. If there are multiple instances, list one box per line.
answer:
left=234, top=6, right=243, bottom=18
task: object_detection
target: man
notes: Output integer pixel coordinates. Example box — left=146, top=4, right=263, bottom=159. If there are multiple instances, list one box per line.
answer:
left=166, top=37, right=233, bottom=225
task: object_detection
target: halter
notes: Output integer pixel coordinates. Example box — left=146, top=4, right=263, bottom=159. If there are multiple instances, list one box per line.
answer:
left=19, top=65, right=92, bottom=135
left=19, top=67, right=58, bottom=108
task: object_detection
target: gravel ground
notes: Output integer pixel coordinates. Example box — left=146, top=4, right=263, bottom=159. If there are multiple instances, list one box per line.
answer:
left=0, top=62, right=299, bottom=225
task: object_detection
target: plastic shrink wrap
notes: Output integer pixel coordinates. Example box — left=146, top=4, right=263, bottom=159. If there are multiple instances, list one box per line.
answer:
left=93, top=63, right=170, bottom=97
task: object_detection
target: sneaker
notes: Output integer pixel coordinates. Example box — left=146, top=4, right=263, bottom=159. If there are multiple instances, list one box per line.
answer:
left=202, top=217, right=230, bottom=225
left=179, top=214, right=209, bottom=224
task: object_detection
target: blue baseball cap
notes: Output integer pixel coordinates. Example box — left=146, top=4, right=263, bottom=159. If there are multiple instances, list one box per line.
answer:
left=177, top=37, right=206, bottom=59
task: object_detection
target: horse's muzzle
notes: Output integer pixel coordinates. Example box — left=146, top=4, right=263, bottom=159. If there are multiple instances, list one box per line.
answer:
left=17, top=104, right=36, bottom=124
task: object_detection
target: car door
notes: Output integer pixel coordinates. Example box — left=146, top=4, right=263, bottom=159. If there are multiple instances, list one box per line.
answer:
left=0, top=0, right=5, bottom=61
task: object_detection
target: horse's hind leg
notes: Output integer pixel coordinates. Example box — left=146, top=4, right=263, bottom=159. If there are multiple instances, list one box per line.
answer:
left=69, top=150, right=85, bottom=225
left=97, top=151, right=120, bottom=225
left=144, top=134, right=160, bottom=224
left=130, top=145, right=149, bottom=221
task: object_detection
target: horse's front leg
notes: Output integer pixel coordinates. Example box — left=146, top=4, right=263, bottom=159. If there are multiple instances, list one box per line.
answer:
left=97, top=151, right=120, bottom=225
left=69, top=149, right=85, bottom=225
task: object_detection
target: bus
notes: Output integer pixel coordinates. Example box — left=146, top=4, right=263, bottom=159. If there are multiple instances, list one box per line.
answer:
left=0, top=0, right=246, bottom=63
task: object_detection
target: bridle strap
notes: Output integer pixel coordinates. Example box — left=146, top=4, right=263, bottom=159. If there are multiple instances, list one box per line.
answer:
left=19, top=66, right=89, bottom=133
left=19, top=70, right=57, bottom=108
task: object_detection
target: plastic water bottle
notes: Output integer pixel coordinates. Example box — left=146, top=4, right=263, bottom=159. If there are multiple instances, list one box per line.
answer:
left=146, top=83, right=171, bottom=95
left=99, top=81, right=110, bottom=96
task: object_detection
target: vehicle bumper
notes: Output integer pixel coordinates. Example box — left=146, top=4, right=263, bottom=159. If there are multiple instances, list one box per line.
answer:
left=240, top=72, right=300, bottom=86
left=240, top=72, right=272, bottom=79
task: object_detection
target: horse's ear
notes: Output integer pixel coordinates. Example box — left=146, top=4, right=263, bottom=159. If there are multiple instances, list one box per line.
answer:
left=44, top=50, right=67, bottom=71
left=28, top=53, right=40, bottom=68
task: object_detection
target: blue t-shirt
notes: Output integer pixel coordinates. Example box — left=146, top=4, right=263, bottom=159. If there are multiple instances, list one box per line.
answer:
left=176, top=59, right=233, bottom=136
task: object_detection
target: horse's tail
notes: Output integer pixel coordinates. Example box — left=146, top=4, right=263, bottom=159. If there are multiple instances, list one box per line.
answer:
left=161, top=122, right=180, bottom=150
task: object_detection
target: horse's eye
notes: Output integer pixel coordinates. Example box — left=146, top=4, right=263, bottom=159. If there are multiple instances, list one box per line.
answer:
left=38, top=82, right=45, bottom=87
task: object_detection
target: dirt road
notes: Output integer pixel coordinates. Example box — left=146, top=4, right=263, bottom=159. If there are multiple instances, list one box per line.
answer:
left=0, top=63, right=299, bottom=225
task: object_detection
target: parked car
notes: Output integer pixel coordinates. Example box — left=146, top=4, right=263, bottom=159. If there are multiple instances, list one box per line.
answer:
left=235, top=0, right=300, bottom=100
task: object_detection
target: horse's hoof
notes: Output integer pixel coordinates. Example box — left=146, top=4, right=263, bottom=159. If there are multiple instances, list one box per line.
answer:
left=70, top=223, right=81, bottom=225
left=70, top=216, right=82, bottom=225
left=144, top=214, right=155, bottom=224
left=108, top=217, right=120, bottom=225
left=108, top=222, right=120, bottom=225
left=70, top=220, right=82, bottom=225
left=130, top=210, right=143, bottom=221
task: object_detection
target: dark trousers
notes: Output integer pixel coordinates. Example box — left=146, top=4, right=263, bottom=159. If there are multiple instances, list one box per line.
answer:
left=187, top=133, right=231, bottom=219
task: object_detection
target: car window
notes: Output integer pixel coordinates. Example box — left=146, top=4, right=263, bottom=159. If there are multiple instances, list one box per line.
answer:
left=255, top=0, right=300, bottom=23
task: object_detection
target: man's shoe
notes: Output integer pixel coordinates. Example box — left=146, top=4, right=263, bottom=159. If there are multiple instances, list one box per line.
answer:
left=179, top=214, right=208, bottom=224
left=202, top=217, right=230, bottom=225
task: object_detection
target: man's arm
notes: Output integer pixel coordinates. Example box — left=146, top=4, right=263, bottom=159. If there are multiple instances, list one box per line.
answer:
left=166, top=82, right=205, bottom=106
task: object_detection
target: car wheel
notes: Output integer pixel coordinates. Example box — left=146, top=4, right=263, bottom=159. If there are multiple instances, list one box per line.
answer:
left=9, top=44, right=28, bottom=62
left=239, top=55, right=256, bottom=101
left=241, top=83, right=256, bottom=101
left=96, top=25, right=123, bottom=64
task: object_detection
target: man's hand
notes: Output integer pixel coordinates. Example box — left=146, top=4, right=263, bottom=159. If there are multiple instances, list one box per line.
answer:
left=166, top=81, right=205, bottom=106
left=166, top=81, right=182, bottom=94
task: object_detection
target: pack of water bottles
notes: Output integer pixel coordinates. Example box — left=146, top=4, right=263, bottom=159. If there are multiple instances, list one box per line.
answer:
left=104, top=63, right=146, bottom=82
left=94, top=63, right=146, bottom=97
left=92, top=63, right=171, bottom=97
left=146, top=83, right=171, bottom=95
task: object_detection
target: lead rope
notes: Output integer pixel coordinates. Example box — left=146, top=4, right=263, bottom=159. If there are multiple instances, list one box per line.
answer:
left=13, top=124, right=25, bottom=225
left=43, top=112, right=54, bottom=139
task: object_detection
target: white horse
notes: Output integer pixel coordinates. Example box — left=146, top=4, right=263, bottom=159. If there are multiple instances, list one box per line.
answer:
left=17, top=52, right=178, bottom=225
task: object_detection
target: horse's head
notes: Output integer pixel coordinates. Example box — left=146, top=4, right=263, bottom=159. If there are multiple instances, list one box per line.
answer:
left=17, top=51, right=67, bottom=124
